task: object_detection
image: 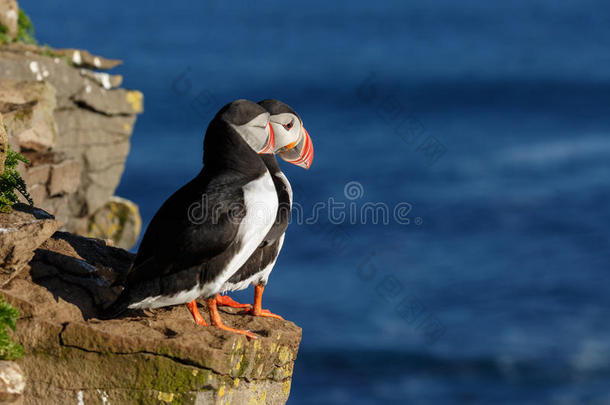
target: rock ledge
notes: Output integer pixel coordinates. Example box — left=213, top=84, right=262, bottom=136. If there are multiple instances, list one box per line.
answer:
left=0, top=206, right=301, bottom=405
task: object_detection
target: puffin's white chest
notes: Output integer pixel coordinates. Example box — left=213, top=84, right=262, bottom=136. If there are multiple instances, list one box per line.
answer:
left=198, top=170, right=278, bottom=297
left=235, top=170, right=279, bottom=258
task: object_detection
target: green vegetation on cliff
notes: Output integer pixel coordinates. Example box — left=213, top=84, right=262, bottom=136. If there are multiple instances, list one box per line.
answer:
left=0, top=143, right=33, bottom=213
left=0, top=23, right=10, bottom=44
left=0, top=297, right=23, bottom=360
left=0, top=8, right=36, bottom=45
left=16, top=9, right=36, bottom=44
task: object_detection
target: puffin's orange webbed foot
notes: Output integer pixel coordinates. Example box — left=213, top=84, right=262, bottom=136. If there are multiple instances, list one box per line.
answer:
left=215, top=294, right=252, bottom=309
left=187, top=300, right=207, bottom=326
left=212, top=321, right=258, bottom=339
left=207, top=297, right=257, bottom=339
left=242, top=307, right=284, bottom=320
left=240, top=284, right=284, bottom=320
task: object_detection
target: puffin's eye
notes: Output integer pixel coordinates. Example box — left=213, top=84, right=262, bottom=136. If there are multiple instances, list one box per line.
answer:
left=284, top=121, right=293, bottom=130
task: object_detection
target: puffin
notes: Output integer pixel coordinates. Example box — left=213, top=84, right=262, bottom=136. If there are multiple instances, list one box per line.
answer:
left=104, top=99, right=308, bottom=338
left=216, top=100, right=313, bottom=319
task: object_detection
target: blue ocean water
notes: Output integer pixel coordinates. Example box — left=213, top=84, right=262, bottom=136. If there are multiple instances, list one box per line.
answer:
left=20, top=1, right=610, bottom=403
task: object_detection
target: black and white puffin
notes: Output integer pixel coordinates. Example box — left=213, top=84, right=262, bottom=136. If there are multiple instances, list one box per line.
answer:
left=105, top=99, right=307, bottom=338
left=216, top=100, right=313, bottom=319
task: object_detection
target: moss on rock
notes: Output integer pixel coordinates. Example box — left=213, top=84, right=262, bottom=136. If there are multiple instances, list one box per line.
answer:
left=20, top=345, right=294, bottom=404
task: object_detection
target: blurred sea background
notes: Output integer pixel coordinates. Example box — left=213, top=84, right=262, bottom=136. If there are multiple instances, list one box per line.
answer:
left=20, top=1, right=610, bottom=403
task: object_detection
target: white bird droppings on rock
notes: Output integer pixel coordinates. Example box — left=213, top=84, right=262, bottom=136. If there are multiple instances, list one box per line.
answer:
left=94, top=57, right=101, bottom=68
left=6, top=9, right=17, bottom=21
left=0, top=227, right=18, bottom=234
left=72, top=50, right=82, bottom=65
left=85, top=84, right=92, bottom=94
left=95, top=72, right=112, bottom=90
left=29, top=61, right=39, bottom=74
left=29, top=61, right=45, bottom=81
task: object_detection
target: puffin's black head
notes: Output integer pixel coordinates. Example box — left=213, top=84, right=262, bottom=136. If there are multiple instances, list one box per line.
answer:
left=213, top=99, right=275, bottom=154
left=258, top=99, right=313, bottom=170
left=258, top=99, right=299, bottom=118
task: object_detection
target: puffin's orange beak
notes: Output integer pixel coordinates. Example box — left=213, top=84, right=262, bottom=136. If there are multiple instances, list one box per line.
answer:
left=279, top=126, right=313, bottom=169
left=259, top=123, right=275, bottom=154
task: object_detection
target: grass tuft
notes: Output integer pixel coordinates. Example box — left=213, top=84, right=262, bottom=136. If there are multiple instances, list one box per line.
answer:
left=0, top=143, right=33, bottom=213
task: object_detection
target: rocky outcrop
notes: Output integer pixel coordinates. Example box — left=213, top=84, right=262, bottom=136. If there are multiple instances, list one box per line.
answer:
left=0, top=34, right=143, bottom=248
left=0, top=203, right=61, bottom=278
left=0, top=206, right=301, bottom=404
left=0, top=79, right=57, bottom=152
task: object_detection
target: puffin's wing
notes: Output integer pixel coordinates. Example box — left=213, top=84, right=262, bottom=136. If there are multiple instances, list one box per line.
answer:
left=126, top=175, right=245, bottom=285
left=225, top=246, right=264, bottom=285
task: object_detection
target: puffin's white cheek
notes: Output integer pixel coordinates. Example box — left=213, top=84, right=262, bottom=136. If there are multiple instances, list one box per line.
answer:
left=233, top=126, right=265, bottom=152
left=242, top=132, right=259, bottom=151
left=272, top=127, right=293, bottom=151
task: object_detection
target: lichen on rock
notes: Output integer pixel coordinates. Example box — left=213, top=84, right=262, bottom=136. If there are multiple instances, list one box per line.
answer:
left=87, top=196, right=142, bottom=250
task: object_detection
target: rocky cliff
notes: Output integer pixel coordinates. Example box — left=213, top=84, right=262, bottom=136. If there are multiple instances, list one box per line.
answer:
left=0, top=1, right=142, bottom=249
left=0, top=206, right=301, bottom=405
left=0, top=3, right=302, bottom=404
